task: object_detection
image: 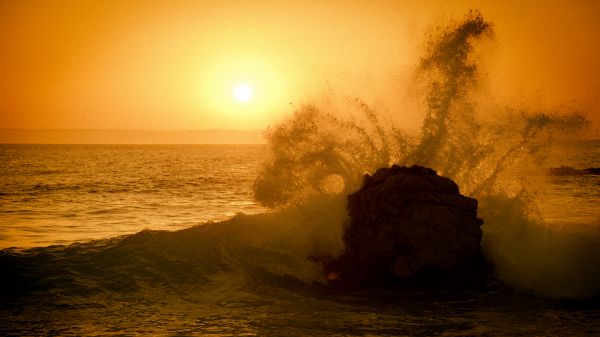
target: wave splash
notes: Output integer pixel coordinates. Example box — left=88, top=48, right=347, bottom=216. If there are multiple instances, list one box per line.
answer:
left=1, top=11, right=597, bottom=304
left=253, top=11, right=597, bottom=298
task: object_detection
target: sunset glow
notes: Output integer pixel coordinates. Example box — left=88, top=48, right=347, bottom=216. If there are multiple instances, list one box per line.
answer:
left=233, top=84, right=253, bottom=103
left=0, top=1, right=597, bottom=136
left=1, top=1, right=599, bottom=335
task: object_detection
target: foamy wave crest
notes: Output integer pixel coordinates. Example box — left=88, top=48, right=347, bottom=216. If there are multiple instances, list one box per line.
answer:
left=254, top=11, right=597, bottom=298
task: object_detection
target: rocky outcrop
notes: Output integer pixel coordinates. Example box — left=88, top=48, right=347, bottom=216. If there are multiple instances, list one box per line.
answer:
left=548, top=166, right=600, bottom=176
left=326, top=165, right=485, bottom=288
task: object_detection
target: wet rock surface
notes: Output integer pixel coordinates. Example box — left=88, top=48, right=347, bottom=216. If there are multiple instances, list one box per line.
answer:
left=327, top=165, right=485, bottom=288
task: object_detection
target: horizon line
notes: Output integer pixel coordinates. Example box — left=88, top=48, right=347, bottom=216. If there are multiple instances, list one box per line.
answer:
left=0, top=128, right=266, bottom=131
left=0, top=129, right=267, bottom=144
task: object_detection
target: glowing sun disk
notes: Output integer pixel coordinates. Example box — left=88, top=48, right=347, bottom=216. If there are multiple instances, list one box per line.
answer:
left=233, top=84, right=253, bottom=102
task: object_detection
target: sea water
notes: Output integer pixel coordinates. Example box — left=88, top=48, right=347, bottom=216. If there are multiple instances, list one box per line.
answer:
left=0, top=141, right=598, bottom=336
left=0, top=142, right=598, bottom=249
left=0, top=144, right=266, bottom=248
left=2, top=11, right=600, bottom=334
left=539, top=140, right=600, bottom=228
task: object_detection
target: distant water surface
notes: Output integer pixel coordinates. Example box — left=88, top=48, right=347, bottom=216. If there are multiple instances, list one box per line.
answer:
left=0, top=141, right=598, bottom=249
left=0, top=144, right=266, bottom=248
left=539, top=139, right=600, bottom=228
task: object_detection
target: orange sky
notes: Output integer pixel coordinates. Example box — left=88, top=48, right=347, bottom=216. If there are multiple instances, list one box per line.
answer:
left=0, top=0, right=598, bottom=133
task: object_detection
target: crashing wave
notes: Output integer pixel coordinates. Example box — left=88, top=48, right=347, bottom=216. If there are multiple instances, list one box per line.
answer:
left=253, top=11, right=597, bottom=299
left=1, top=11, right=597, bottom=302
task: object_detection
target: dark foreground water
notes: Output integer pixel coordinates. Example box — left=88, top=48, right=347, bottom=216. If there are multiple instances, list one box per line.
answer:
left=2, top=216, right=599, bottom=336
left=1, top=143, right=599, bottom=336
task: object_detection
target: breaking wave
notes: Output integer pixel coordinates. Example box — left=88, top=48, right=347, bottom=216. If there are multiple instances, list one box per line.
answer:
left=252, top=11, right=598, bottom=299
left=1, top=11, right=598, bottom=307
left=3, top=10, right=600, bottom=337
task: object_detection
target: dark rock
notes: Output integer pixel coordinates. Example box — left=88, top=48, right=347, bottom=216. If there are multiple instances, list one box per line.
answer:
left=548, top=166, right=600, bottom=176
left=549, top=166, right=585, bottom=176
left=326, top=165, right=485, bottom=288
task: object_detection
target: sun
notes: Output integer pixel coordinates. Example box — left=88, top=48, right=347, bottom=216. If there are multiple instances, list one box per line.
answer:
left=200, top=54, right=288, bottom=124
left=233, top=84, right=253, bottom=103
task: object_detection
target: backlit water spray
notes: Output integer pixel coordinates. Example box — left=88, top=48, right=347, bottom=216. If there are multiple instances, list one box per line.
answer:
left=253, top=11, right=598, bottom=298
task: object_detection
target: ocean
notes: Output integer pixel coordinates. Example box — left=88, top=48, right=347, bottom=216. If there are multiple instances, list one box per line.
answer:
left=2, top=12, right=600, bottom=335
left=0, top=142, right=598, bottom=249
left=0, top=144, right=267, bottom=248
left=1, top=142, right=599, bottom=336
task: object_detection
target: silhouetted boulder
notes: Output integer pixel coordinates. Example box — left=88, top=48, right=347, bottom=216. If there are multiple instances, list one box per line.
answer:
left=586, top=168, right=600, bottom=175
left=326, top=165, right=485, bottom=288
left=549, top=166, right=584, bottom=176
left=548, top=166, right=600, bottom=176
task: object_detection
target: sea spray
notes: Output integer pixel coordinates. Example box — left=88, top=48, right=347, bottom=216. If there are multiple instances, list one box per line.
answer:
left=253, top=102, right=393, bottom=208
left=480, top=194, right=600, bottom=299
left=254, top=11, right=598, bottom=298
